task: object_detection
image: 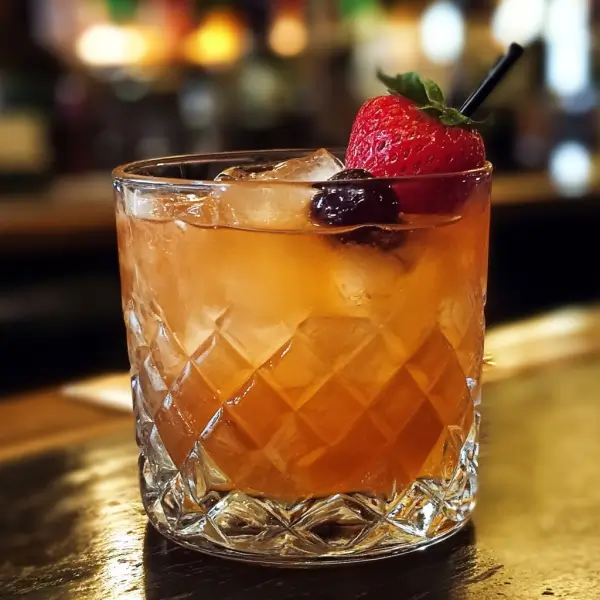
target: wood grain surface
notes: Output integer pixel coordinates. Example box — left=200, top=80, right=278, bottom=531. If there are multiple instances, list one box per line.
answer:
left=1, top=349, right=599, bottom=599
left=0, top=389, right=130, bottom=463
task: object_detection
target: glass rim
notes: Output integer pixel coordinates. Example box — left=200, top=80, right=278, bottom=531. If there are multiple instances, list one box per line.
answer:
left=113, top=149, right=493, bottom=190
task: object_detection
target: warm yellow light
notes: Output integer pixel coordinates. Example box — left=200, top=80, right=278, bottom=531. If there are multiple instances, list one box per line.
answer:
left=76, top=24, right=144, bottom=67
left=183, top=10, right=247, bottom=67
left=138, top=27, right=171, bottom=66
left=76, top=23, right=166, bottom=67
left=268, top=12, right=308, bottom=57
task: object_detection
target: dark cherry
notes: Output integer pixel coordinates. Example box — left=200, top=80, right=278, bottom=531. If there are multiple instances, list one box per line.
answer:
left=310, top=169, right=405, bottom=248
left=329, top=168, right=375, bottom=181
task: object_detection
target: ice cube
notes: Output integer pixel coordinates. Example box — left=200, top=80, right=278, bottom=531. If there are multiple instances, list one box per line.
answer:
left=255, top=149, right=344, bottom=182
left=215, top=163, right=276, bottom=181
left=130, top=150, right=343, bottom=230
left=208, top=150, right=344, bottom=230
left=215, top=183, right=313, bottom=230
left=215, top=149, right=344, bottom=183
left=123, top=186, right=160, bottom=219
left=124, top=186, right=220, bottom=224
left=326, top=244, right=405, bottom=317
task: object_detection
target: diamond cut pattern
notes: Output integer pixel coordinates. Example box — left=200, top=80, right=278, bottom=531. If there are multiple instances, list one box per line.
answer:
left=169, top=362, right=221, bottom=436
left=217, top=307, right=298, bottom=368
left=368, top=368, right=428, bottom=442
left=392, top=399, right=444, bottom=481
left=192, top=331, right=254, bottom=399
left=150, top=323, right=188, bottom=382
left=340, top=332, right=404, bottom=403
left=121, top=188, right=488, bottom=559
left=295, top=316, right=376, bottom=368
left=297, top=376, right=364, bottom=444
left=259, top=336, right=329, bottom=406
left=224, top=375, right=293, bottom=448
left=131, top=306, right=481, bottom=500
left=405, top=327, right=457, bottom=393
left=140, top=417, right=479, bottom=558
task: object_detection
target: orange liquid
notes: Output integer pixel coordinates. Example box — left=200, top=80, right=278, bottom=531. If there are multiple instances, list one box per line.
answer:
left=118, top=189, right=490, bottom=501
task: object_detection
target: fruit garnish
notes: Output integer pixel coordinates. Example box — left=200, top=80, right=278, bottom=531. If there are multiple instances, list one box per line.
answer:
left=346, top=43, right=524, bottom=213
left=346, top=71, right=486, bottom=180
left=329, top=169, right=374, bottom=181
left=311, top=44, right=523, bottom=230
left=310, top=169, right=404, bottom=249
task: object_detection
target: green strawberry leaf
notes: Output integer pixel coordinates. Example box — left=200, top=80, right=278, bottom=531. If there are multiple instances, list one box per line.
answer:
left=377, top=70, right=429, bottom=106
left=421, top=78, right=445, bottom=105
left=377, top=69, right=477, bottom=128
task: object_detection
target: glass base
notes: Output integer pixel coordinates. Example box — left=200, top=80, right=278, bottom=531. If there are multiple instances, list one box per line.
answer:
left=139, top=416, right=479, bottom=566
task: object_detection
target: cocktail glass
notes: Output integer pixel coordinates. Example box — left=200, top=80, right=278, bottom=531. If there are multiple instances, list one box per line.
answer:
left=113, top=150, right=492, bottom=566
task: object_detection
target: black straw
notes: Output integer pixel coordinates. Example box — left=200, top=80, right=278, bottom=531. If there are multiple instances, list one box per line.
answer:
left=460, top=43, right=524, bottom=117
left=459, top=54, right=503, bottom=115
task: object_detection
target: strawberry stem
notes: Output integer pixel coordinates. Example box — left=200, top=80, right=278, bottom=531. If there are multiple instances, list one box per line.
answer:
left=377, top=70, right=474, bottom=127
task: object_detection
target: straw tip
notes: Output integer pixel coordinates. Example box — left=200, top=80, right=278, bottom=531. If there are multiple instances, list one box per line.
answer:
left=508, top=42, right=525, bottom=56
left=459, top=42, right=525, bottom=117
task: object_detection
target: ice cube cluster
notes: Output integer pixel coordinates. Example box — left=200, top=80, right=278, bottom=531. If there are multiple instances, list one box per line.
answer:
left=125, top=149, right=344, bottom=231
left=215, top=149, right=344, bottom=183
left=211, top=149, right=345, bottom=230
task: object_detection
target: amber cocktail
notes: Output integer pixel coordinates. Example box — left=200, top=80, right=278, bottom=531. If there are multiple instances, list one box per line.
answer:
left=114, top=150, right=492, bottom=565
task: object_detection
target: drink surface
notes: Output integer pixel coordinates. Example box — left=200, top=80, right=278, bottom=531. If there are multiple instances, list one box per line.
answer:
left=117, top=183, right=489, bottom=502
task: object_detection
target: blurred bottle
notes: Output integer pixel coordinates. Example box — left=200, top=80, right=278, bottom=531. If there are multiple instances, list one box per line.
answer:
left=0, top=0, right=63, bottom=193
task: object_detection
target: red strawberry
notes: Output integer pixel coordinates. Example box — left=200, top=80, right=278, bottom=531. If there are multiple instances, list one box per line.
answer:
left=346, top=72, right=487, bottom=213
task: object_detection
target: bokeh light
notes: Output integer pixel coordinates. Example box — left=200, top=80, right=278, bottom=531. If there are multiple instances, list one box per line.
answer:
left=76, top=24, right=147, bottom=67
left=268, top=10, right=308, bottom=58
left=492, top=0, right=546, bottom=47
left=544, top=0, right=590, bottom=98
left=76, top=23, right=166, bottom=67
left=549, top=141, right=591, bottom=196
left=420, top=1, right=465, bottom=65
left=183, top=9, right=248, bottom=68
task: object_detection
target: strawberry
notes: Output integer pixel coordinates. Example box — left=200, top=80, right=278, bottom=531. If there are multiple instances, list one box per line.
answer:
left=346, top=72, right=486, bottom=213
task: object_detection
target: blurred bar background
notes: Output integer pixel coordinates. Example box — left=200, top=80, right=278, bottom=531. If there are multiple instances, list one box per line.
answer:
left=1, top=0, right=599, bottom=395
